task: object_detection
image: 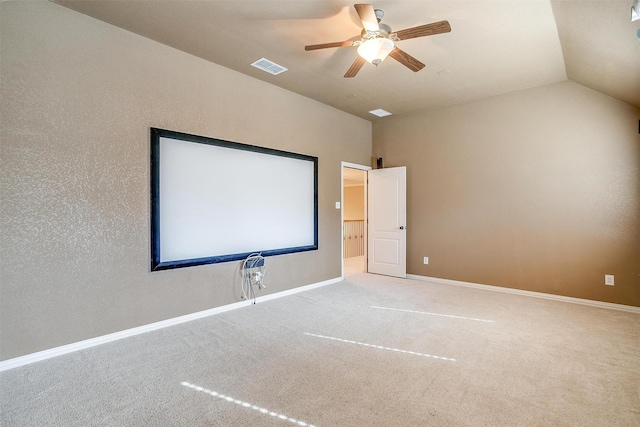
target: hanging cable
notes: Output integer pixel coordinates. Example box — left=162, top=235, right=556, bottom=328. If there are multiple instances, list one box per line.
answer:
left=240, top=253, right=266, bottom=304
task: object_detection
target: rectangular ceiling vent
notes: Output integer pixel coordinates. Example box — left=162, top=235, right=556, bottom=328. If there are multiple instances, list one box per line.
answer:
left=251, top=58, right=288, bottom=75
left=369, top=108, right=392, bottom=118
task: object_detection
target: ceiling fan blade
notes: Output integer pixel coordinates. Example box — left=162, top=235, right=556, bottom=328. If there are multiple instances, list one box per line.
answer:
left=388, top=48, right=425, bottom=72
left=395, top=20, right=451, bottom=41
left=354, top=4, right=379, bottom=32
left=305, top=41, right=356, bottom=51
left=344, top=56, right=366, bottom=78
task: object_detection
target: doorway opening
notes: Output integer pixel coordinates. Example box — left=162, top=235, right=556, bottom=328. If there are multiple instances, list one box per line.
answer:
left=341, top=162, right=370, bottom=278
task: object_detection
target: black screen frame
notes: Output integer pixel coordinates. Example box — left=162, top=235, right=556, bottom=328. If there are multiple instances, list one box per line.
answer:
left=150, top=128, right=318, bottom=271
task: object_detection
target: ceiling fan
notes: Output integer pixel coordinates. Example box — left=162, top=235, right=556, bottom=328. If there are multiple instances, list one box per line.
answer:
left=305, top=4, right=451, bottom=78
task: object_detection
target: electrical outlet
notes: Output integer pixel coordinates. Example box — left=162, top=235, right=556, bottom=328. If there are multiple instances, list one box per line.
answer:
left=605, top=275, right=614, bottom=286
left=423, top=257, right=429, bottom=265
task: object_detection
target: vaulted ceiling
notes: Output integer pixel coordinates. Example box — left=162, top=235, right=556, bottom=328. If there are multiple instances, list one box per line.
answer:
left=54, top=1, right=640, bottom=121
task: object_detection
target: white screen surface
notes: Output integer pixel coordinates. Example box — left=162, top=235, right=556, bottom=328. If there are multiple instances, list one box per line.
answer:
left=151, top=129, right=317, bottom=270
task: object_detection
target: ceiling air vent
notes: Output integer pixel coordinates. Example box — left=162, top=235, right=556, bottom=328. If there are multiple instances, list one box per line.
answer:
left=250, top=58, right=288, bottom=75
left=369, top=108, right=392, bottom=117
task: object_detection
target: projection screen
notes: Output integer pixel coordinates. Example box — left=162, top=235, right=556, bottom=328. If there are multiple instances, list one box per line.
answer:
left=150, top=128, right=318, bottom=271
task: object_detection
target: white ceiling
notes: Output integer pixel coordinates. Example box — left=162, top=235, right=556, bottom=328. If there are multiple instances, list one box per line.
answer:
left=54, top=0, right=640, bottom=121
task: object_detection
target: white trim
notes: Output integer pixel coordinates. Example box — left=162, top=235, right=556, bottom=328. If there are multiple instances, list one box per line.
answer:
left=0, top=277, right=341, bottom=372
left=341, top=161, right=371, bottom=170
left=341, top=162, right=371, bottom=280
left=407, top=274, right=640, bottom=314
left=253, top=277, right=341, bottom=302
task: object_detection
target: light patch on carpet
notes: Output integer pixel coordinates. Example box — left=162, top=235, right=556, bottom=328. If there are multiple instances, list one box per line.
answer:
left=181, top=381, right=316, bottom=426
left=303, top=333, right=456, bottom=362
left=371, top=305, right=494, bottom=323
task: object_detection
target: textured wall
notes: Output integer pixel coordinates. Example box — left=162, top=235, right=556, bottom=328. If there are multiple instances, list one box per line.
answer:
left=0, top=1, right=371, bottom=360
left=373, top=81, right=640, bottom=306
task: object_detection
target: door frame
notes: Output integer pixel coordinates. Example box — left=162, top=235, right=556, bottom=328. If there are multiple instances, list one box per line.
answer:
left=341, top=161, right=371, bottom=279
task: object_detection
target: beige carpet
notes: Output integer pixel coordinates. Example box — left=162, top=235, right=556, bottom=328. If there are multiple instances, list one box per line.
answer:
left=344, top=255, right=365, bottom=278
left=1, top=271, right=639, bottom=426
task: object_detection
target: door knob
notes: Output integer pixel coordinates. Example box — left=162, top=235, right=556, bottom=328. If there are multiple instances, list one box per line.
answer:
left=399, top=226, right=405, bottom=230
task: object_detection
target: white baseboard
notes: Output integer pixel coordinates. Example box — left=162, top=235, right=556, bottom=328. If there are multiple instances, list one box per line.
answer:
left=407, top=274, right=640, bottom=314
left=0, top=277, right=341, bottom=372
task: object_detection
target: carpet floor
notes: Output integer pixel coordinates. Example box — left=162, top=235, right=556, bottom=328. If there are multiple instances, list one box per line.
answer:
left=2, top=264, right=639, bottom=426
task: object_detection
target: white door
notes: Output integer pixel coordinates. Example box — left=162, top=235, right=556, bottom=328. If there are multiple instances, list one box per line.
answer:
left=367, top=167, right=406, bottom=278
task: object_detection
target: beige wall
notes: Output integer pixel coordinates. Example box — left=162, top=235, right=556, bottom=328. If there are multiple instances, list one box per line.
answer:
left=2, top=2, right=638, bottom=363
left=373, top=81, right=640, bottom=307
left=0, top=1, right=371, bottom=360
left=343, top=186, right=365, bottom=221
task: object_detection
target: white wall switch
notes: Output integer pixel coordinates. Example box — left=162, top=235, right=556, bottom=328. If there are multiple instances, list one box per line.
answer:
left=335, top=202, right=341, bottom=209
left=605, top=275, right=614, bottom=286
left=423, top=257, right=429, bottom=265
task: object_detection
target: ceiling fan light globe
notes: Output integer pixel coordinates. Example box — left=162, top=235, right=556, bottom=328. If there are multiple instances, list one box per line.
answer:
left=357, top=38, right=394, bottom=65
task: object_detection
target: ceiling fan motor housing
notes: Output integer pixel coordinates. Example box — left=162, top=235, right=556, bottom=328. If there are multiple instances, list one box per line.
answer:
left=361, top=27, right=391, bottom=41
